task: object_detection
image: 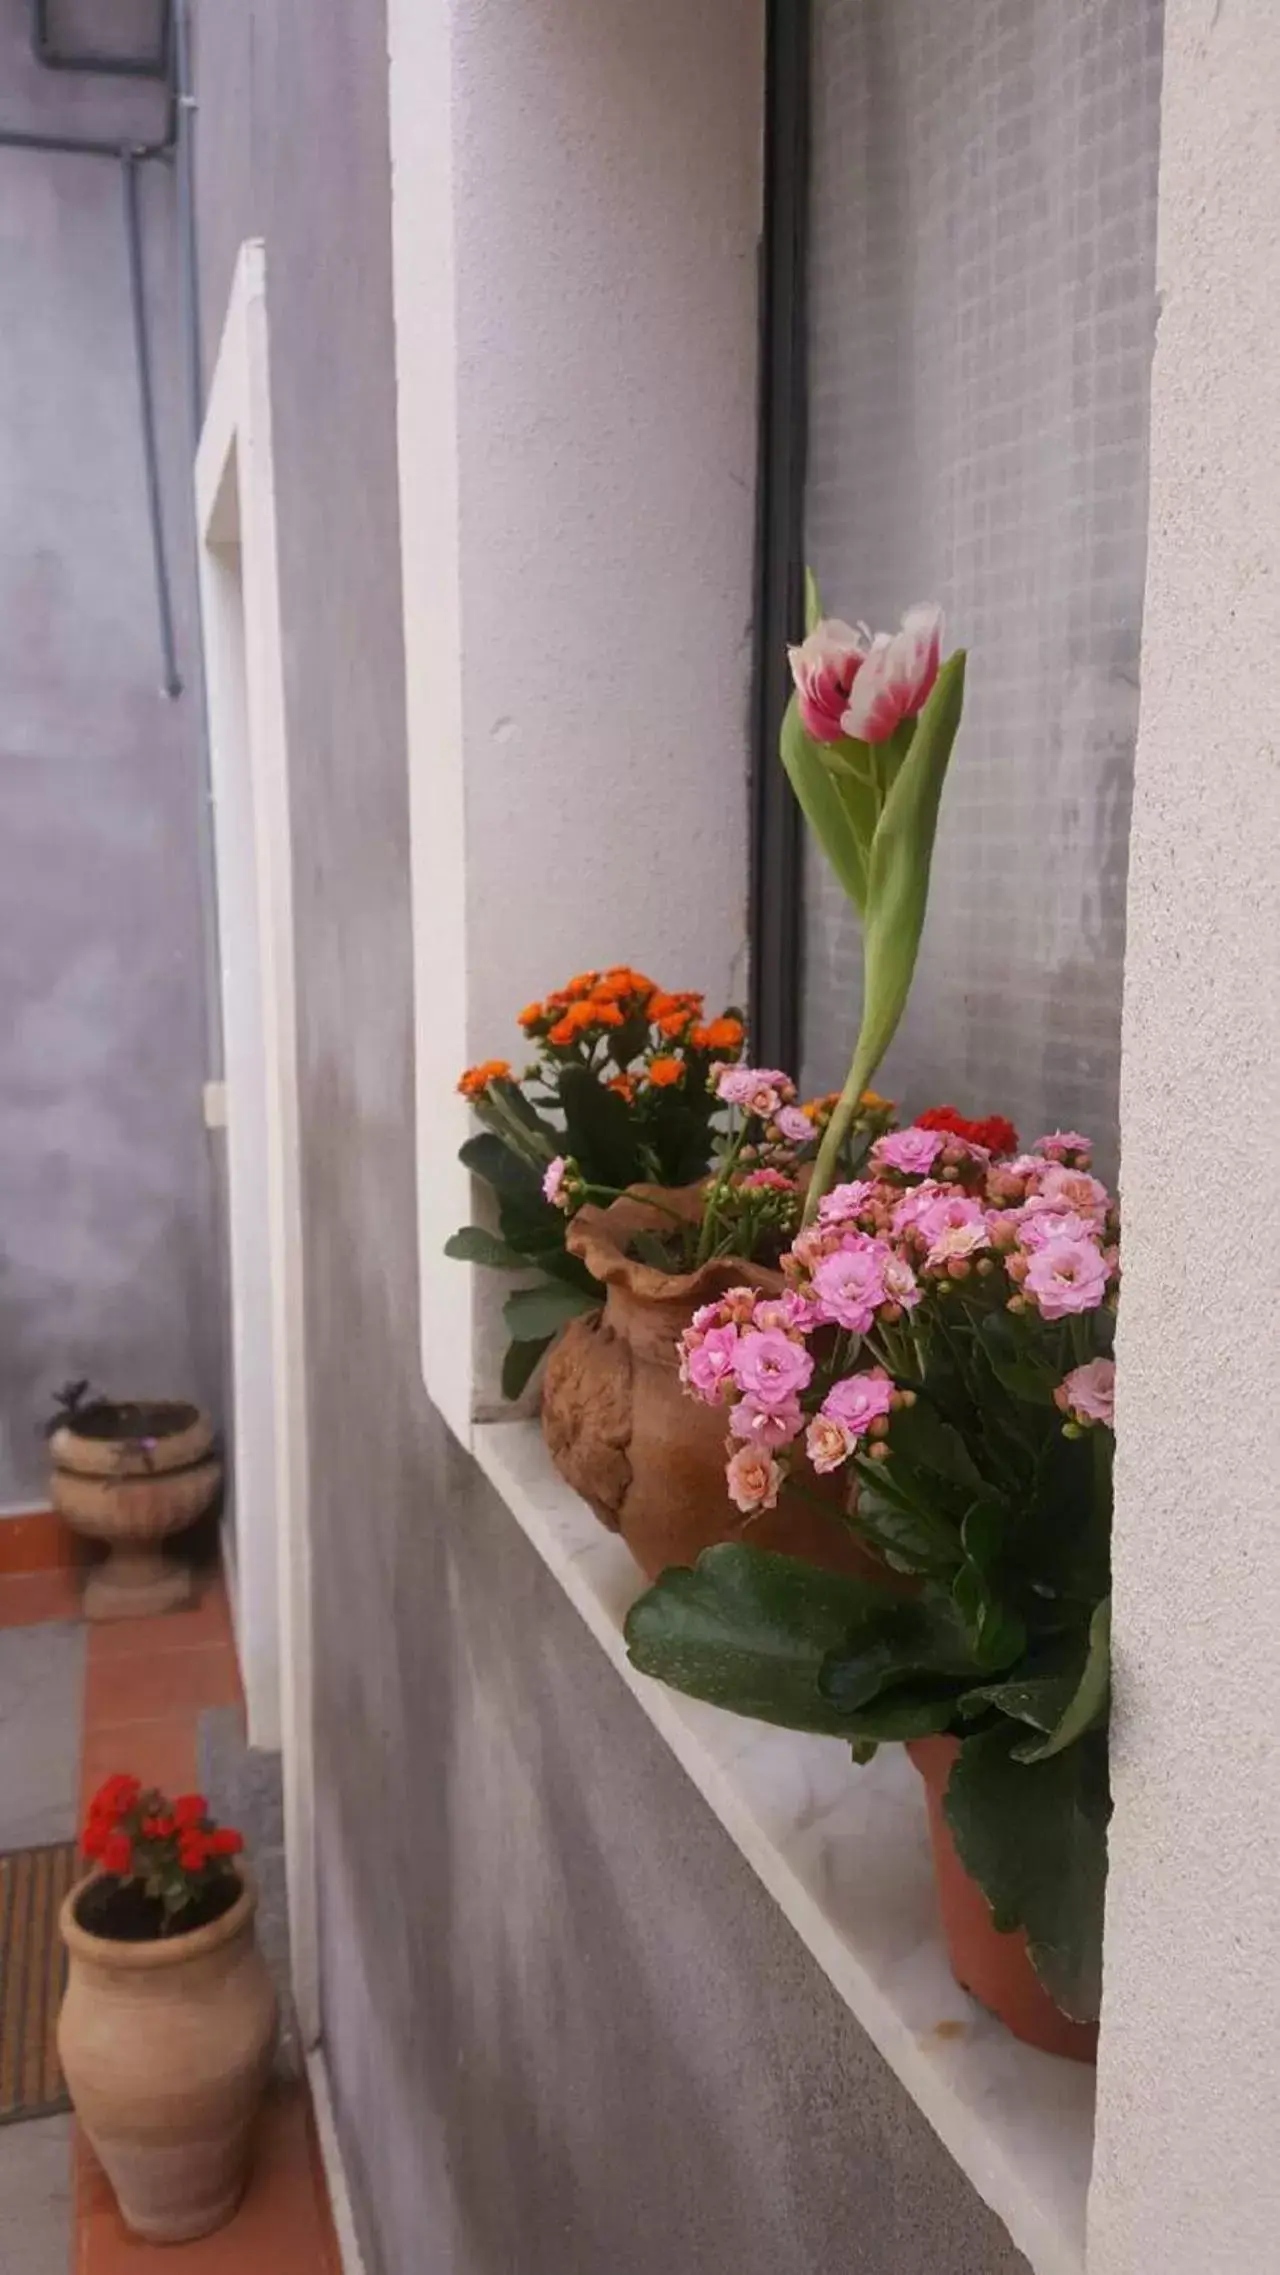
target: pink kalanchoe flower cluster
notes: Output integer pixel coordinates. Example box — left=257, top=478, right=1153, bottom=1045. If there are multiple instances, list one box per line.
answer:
left=1056, top=1357, right=1116, bottom=1430
left=677, top=1120, right=1119, bottom=1513
left=715, top=1066, right=797, bottom=1117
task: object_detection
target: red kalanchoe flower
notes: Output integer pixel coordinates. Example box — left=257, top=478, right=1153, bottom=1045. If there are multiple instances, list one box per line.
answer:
left=178, top=1832, right=210, bottom=1872
left=209, top=1828, right=244, bottom=1858
left=172, top=1794, right=209, bottom=1828
left=915, top=1105, right=1019, bottom=1155
left=102, top=1832, right=133, bottom=1877
left=82, top=1822, right=108, bottom=1861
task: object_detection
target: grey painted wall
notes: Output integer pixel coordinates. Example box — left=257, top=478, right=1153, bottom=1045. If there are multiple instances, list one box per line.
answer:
left=191, top=3, right=1030, bottom=2270
left=0, top=0, right=218, bottom=1501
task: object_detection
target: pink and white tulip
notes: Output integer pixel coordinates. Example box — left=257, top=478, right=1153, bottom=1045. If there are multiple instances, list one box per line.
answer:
left=787, top=619, right=870, bottom=744
left=841, top=605, right=943, bottom=745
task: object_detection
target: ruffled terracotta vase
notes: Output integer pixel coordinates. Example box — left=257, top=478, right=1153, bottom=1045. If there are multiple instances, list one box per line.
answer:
left=907, top=1736, right=1098, bottom=2064
left=541, top=1185, right=883, bottom=1582
left=59, top=1867, right=278, bottom=2241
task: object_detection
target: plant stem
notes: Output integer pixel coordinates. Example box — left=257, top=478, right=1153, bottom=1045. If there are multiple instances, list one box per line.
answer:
left=802, top=1038, right=879, bottom=1226
left=696, top=1118, right=751, bottom=1266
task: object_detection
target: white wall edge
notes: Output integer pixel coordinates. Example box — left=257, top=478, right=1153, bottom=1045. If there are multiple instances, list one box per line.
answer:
left=306, top=2047, right=371, bottom=2275
left=472, top=1417, right=1094, bottom=2275
left=196, top=237, right=319, bottom=2046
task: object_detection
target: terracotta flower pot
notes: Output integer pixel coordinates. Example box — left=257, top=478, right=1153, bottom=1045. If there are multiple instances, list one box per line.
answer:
left=541, top=1185, right=883, bottom=1582
left=907, top=1735, right=1098, bottom=2064
left=59, top=1868, right=278, bottom=2242
left=49, top=1399, right=221, bottom=1620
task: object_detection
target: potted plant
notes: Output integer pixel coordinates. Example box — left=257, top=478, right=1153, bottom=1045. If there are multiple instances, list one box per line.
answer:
left=450, top=966, right=752, bottom=1397
left=59, top=1776, right=277, bottom=2241
left=542, top=1066, right=892, bottom=1579
left=624, top=1121, right=1116, bottom=2060
left=46, top=1383, right=221, bottom=1620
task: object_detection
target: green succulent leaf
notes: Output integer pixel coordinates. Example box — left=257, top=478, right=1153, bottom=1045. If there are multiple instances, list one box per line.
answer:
left=943, top=1722, right=1110, bottom=2022
left=501, top=1334, right=553, bottom=1401
left=625, top=1545, right=891, bottom=1738
left=1010, top=1597, right=1111, bottom=1763
left=818, top=1595, right=983, bottom=1717
left=444, top=1226, right=531, bottom=1270
left=460, top=1131, right=546, bottom=1205
left=558, top=1064, right=642, bottom=1190
left=502, top=1279, right=600, bottom=1343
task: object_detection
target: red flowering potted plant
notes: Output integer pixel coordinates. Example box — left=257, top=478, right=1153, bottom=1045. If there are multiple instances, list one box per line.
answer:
left=625, top=1122, right=1116, bottom=2060
left=59, top=1777, right=277, bottom=2242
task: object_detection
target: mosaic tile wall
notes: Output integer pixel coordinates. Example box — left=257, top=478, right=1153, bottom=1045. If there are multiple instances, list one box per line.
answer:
left=801, top=0, right=1164, bottom=1173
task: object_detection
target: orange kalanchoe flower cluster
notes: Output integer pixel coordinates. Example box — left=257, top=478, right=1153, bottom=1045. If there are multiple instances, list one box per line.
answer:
left=462, top=968, right=746, bottom=1097
left=457, top=1059, right=512, bottom=1100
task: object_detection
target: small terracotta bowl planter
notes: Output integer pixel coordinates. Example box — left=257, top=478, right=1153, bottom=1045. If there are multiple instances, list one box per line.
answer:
left=908, top=1736, right=1098, bottom=2064
left=542, top=1186, right=885, bottom=1583
left=59, top=1864, right=277, bottom=2242
left=49, top=1398, right=221, bottom=1620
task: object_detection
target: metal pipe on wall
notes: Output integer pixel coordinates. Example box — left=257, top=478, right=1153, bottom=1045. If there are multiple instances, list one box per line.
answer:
left=122, top=150, right=182, bottom=697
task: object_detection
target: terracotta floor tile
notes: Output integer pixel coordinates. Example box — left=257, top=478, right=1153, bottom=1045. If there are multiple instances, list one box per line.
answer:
left=0, top=1566, right=85, bottom=1628
left=0, top=1507, right=86, bottom=1574
left=86, top=1582, right=235, bottom=1662
left=79, top=2091, right=336, bottom=2273
left=85, top=1640, right=242, bottom=1730
left=80, top=1716, right=201, bottom=1814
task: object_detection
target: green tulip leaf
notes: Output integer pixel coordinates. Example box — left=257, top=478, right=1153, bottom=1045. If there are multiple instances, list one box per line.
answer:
left=852, top=649, right=966, bottom=1087
left=779, top=692, right=871, bottom=919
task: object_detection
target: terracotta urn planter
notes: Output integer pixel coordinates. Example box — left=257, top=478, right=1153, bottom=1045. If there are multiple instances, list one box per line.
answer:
left=49, top=1399, right=220, bottom=1620
left=59, top=1867, right=277, bottom=2242
left=541, top=1185, right=883, bottom=1582
left=907, top=1736, right=1098, bottom=2064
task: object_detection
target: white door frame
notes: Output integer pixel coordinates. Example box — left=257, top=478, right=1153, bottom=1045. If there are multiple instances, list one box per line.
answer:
left=195, top=240, right=318, bottom=2047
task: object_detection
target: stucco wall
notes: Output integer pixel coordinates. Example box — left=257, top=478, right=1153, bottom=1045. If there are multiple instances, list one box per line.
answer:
left=192, top=2, right=1027, bottom=2269
left=1090, top=1, right=1280, bottom=2267
left=0, top=1, right=218, bottom=1502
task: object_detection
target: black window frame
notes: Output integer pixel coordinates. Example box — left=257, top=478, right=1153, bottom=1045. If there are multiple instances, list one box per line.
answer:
left=747, top=0, right=812, bottom=1073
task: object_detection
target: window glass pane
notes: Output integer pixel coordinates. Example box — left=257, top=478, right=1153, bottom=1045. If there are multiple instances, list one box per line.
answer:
left=801, top=0, right=1163, bottom=1170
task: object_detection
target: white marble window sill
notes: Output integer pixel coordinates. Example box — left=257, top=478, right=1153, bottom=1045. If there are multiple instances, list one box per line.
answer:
left=471, top=1418, right=1094, bottom=2275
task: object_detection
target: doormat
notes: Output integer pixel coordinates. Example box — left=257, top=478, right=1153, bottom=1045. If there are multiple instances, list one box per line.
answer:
left=0, top=1841, right=76, bottom=2124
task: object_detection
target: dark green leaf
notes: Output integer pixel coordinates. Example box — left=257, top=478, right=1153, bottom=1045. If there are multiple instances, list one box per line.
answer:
left=1013, top=1597, right=1110, bottom=1763
left=501, top=1335, right=553, bottom=1401
left=558, top=1064, right=642, bottom=1190
left=444, top=1226, right=530, bottom=1270
left=853, top=1470, right=963, bottom=1577
left=979, top=1310, right=1060, bottom=1407
left=890, top=1400, right=985, bottom=1495
left=625, top=1545, right=892, bottom=1738
left=819, top=1596, right=980, bottom=1714
left=503, top=1281, right=600, bottom=1342
left=460, top=1131, right=545, bottom=1204
left=944, top=1723, right=1110, bottom=2021
left=836, top=1682, right=962, bottom=1741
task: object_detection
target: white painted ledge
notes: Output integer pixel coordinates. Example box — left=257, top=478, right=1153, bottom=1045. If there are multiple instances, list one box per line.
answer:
left=472, top=1418, right=1094, bottom=2275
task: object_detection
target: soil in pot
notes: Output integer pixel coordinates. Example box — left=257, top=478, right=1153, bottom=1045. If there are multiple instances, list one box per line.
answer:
left=63, top=1400, right=201, bottom=1445
left=543, top=1184, right=893, bottom=1584
left=908, top=1735, right=1098, bottom=2064
left=75, top=1875, right=240, bottom=1945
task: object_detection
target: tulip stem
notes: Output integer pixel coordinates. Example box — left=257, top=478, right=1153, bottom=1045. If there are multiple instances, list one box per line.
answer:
left=802, top=1036, right=880, bottom=1227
